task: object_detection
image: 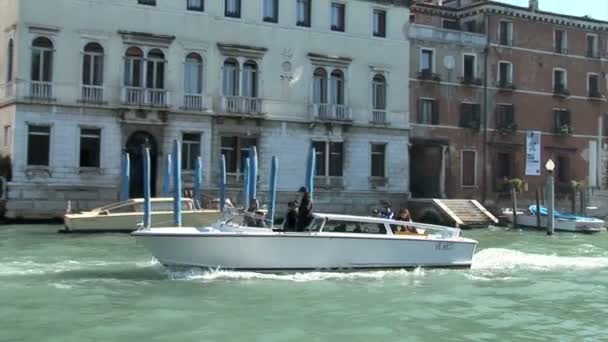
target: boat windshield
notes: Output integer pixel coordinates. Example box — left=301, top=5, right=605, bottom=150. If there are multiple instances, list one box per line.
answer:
left=321, top=220, right=387, bottom=235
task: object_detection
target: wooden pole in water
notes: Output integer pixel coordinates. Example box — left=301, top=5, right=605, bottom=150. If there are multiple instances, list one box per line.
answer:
left=120, top=152, right=130, bottom=201
left=143, top=147, right=151, bottom=229
left=535, top=187, right=541, bottom=229
left=511, top=187, right=517, bottom=229
left=547, top=172, right=555, bottom=235
left=219, top=154, right=227, bottom=212
left=173, top=139, right=182, bottom=227
left=580, top=189, right=586, bottom=216
left=162, top=154, right=171, bottom=197
left=193, top=156, right=202, bottom=210
left=269, top=156, right=278, bottom=228
left=243, top=157, right=250, bottom=208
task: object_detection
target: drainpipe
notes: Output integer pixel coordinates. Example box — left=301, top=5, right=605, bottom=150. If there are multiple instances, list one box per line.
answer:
left=481, top=12, right=490, bottom=204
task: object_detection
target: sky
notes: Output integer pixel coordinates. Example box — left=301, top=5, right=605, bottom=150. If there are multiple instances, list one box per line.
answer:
left=497, top=0, right=608, bottom=21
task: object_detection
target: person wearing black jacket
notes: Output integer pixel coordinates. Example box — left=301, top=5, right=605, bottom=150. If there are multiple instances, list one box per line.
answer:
left=296, top=187, right=313, bottom=231
left=282, top=201, right=298, bottom=231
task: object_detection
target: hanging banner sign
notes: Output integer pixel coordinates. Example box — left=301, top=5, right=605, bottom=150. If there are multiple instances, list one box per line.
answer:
left=525, top=131, right=541, bottom=176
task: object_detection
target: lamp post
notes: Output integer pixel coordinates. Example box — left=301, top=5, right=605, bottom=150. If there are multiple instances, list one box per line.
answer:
left=545, top=158, right=555, bottom=236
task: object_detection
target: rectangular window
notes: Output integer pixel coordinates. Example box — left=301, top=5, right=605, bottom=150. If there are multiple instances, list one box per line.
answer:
left=373, top=9, right=386, bottom=38
left=138, top=0, right=156, bottom=5
left=589, top=74, right=600, bottom=97
left=442, top=19, right=459, bottom=30
left=263, top=0, right=278, bottom=23
left=3, top=125, right=10, bottom=147
left=225, top=0, right=241, bottom=18
left=296, top=0, right=311, bottom=27
left=498, top=62, right=512, bottom=85
left=464, top=20, right=477, bottom=33
left=80, top=128, right=101, bottom=168
left=554, top=29, right=566, bottom=54
left=371, top=144, right=386, bottom=178
left=553, top=69, right=566, bottom=92
left=461, top=150, right=476, bottom=187
left=587, top=34, right=598, bottom=58
left=556, top=155, right=570, bottom=184
left=496, top=104, right=515, bottom=128
left=420, top=49, right=434, bottom=73
left=27, top=125, right=50, bottom=166
left=459, top=103, right=481, bottom=128
left=331, top=2, right=345, bottom=32
left=313, top=141, right=343, bottom=177
left=221, top=136, right=256, bottom=174
left=6, top=40, right=14, bottom=82
left=182, top=133, right=201, bottom=171
left=463, top=54, right=476, bottom=80
left=187, top=0, right=204, bottom=11
left=418, top=99, right=439, bottom=125
left=499, top=21, right=512, bottom=46
left=554, top=109, right=571, bottom=131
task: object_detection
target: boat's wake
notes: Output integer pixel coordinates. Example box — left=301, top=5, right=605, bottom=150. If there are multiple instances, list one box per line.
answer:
left=472, top=248, right=608, bottom=271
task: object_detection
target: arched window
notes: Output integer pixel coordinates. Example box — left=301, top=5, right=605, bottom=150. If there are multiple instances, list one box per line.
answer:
left=372, top=74, right=386, bottom=110
left=242, top=60, right=258, bottom=98
left=222, top=58, right=239, bottom=96
left=330, top=69, right=344, bottom=105
left=124, top=46, right=143, bottom=87
left=31, top=37, right=54, bottom=82
left=146, top=49, right=165, bottom=89
left=83, top=42, right=104, bottom=86
left=313, top=68, right=327, bottom=103
left=184, top=53, right=203, bottom=94
left=6, top=39, right=14, bottom=82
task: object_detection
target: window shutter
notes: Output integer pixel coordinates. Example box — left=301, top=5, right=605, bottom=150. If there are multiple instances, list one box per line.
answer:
left=432, top=100, right=439, bottom=125
left=459, top=103, right=467, bottom=126
left=508, top=105, right=514, bottom=124
left=417, top=99, right=422, bottom=123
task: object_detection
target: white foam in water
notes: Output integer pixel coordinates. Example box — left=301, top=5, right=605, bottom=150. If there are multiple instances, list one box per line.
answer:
left=166, top=267, right=426, bottom=283
left=472, top=248, right=608, bottom=271
left=0, top=259, right=149, bottom=276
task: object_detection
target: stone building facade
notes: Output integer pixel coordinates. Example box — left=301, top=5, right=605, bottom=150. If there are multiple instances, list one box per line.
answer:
left=0, top=0, right=412, bottom=219
left=409, top=0, right=608, bottom=205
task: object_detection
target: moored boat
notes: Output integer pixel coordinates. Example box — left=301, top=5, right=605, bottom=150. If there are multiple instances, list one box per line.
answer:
left=63, top=198, right=219, bottom=233
left=132, top=212, right=478, bottom=271
left=502, top=205, right=605, bottom=233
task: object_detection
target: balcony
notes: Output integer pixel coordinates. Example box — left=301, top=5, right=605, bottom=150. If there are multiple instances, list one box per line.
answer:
left=417, top=70, right=441, bottom=82
left=181, top=94, right=209, bottom=112
left=588, top=90, right=603, bottom=100
left=121, top=87, right=170, bottom=107
left=586, top=50, right=600, bottom=59
left=80, top=85, right=104, bottom=104
left=221, top=96, right=263, bottom=115
left=311, top=103, right=352, bottom=122
left=371, top=110, right=388, bottom=125
left=29, top=81, right=54, bottom=101
left=554, top=46, right=568, bottom=54
left=460, top=76, right=483, bottom=86
left=497, top=80, right=516, bottom=91
left=408, top=24, right=486, bottom=47
left=553, top=85, right=570, bottom=98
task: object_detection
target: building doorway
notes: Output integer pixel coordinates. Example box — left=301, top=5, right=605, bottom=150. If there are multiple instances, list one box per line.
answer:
left=410, top=141, right=445, bottom=198
left=125, top=131, right=158, bottom=198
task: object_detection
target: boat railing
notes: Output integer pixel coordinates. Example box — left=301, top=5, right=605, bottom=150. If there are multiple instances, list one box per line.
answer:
left=390, top=220, right=462, bottom=239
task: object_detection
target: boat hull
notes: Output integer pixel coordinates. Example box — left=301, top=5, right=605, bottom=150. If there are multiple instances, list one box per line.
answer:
left=505, top=214, right=604, bottom=233
left=64, top=211, right=219, bottom=233
left=133, top=230, right=477, bottom=271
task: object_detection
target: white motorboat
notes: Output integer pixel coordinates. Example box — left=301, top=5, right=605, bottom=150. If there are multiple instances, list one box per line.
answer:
left=63, top=198, right=219, bottom=233
left=132, top=212, right=478, bottom=271
left=502, top=206, right=605, bottom=233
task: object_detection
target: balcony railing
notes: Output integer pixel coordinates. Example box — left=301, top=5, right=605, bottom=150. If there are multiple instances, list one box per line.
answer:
left=29, top=81, right=54, bottom=100
left=586, top=50, right=600, bottom=59
left=553, top=85, right=570, bottom=97
left=371, top=110, right=388, bottom=124
left=80, top=85, right=104, bottom=104
left=0, top=82, right=16, bottom=101
left=497, top=80, right=516, bottom=91
left=460, top=76, right=483, bottom=86
left=589, top=90, right=603, bottom=99
left=121, top=87, right=170, bottom=107
left=221, top=96, right=263, bottom=114
left=311, top=103, right=352, bottom=122
left=417, top=70, right=441, bottom=82
left=182, top=94, right=208, bottom=111
left=554, top=46, right=568, bottom=54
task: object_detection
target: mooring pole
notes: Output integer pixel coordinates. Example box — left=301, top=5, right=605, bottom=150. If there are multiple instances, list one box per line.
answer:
left=121, top=152, right=130, bottom=201
left=535, top=187, right=541, bottom=229
left=243, top=157, right=250, bottom=209
left=511, top=187, right=517, bottom=229
left=162, top=154, right=172, bottom=197
left=580, top=189, right=586, bottom=216
left=249, top=146, right=258, bottom=204
left=143, top=147, right=151, bottom=229
left=306, top=147, right=316, bottom=200
left=269, top=156, right=278, bottom=228
left=173, top=139, right=182, bottom=227
left=219, top=154, right=227, bottom=212
left=193, top=156, right=202, bottom=210
left=546, top=163, right=555, bottom=236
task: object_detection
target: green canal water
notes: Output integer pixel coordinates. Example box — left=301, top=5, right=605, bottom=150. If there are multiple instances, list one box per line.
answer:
left=1, top=225, right=608, bottom=342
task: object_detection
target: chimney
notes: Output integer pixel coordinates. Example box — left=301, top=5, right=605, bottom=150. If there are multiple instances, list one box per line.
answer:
left=529, top=0, right=539, bottom=11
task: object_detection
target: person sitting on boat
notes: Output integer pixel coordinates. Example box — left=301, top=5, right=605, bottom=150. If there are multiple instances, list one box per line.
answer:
left=379, top=201, right=394, bottom=220
left=296, top=187, right=313, bottom=231
left=245, top=199, right=267, bottom=228
left=394, top=208, right=417, bottom=234
left=282, top=201, right=298, bottom=231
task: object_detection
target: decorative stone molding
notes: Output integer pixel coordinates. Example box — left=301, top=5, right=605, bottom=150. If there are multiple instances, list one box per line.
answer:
left=307, top=53, right=353, bottom=68
left=118, top=30, right=175, bottom=48
left=217, top=43, right=268, bottom=59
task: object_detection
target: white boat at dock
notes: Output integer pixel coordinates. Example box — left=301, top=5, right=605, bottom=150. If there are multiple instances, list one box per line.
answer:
left=502, top=206, right=605, bottom=233
left=63, top=198, right=219, bottom=233
left=132, top=212, right=478, bottom=271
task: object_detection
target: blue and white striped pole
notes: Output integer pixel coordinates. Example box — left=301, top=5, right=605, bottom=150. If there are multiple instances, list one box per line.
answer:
left=219, top=154, right=227, bottom=212
left=162, top=154, right=172, bottom=197
left=193, top=156, right=202, bottom=210
left=243, top=157, right=250, bottom=208
left=305, top=147, right=316, bottom=201
left=248, top=146, right=258, bottom=204
left=120, top=152, right=130, bottom=201
left=142, top=147, right=151, bottom=229
left=269, top=156, right=278, bottom=228
left=172, top=139, right=182, bottom=227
